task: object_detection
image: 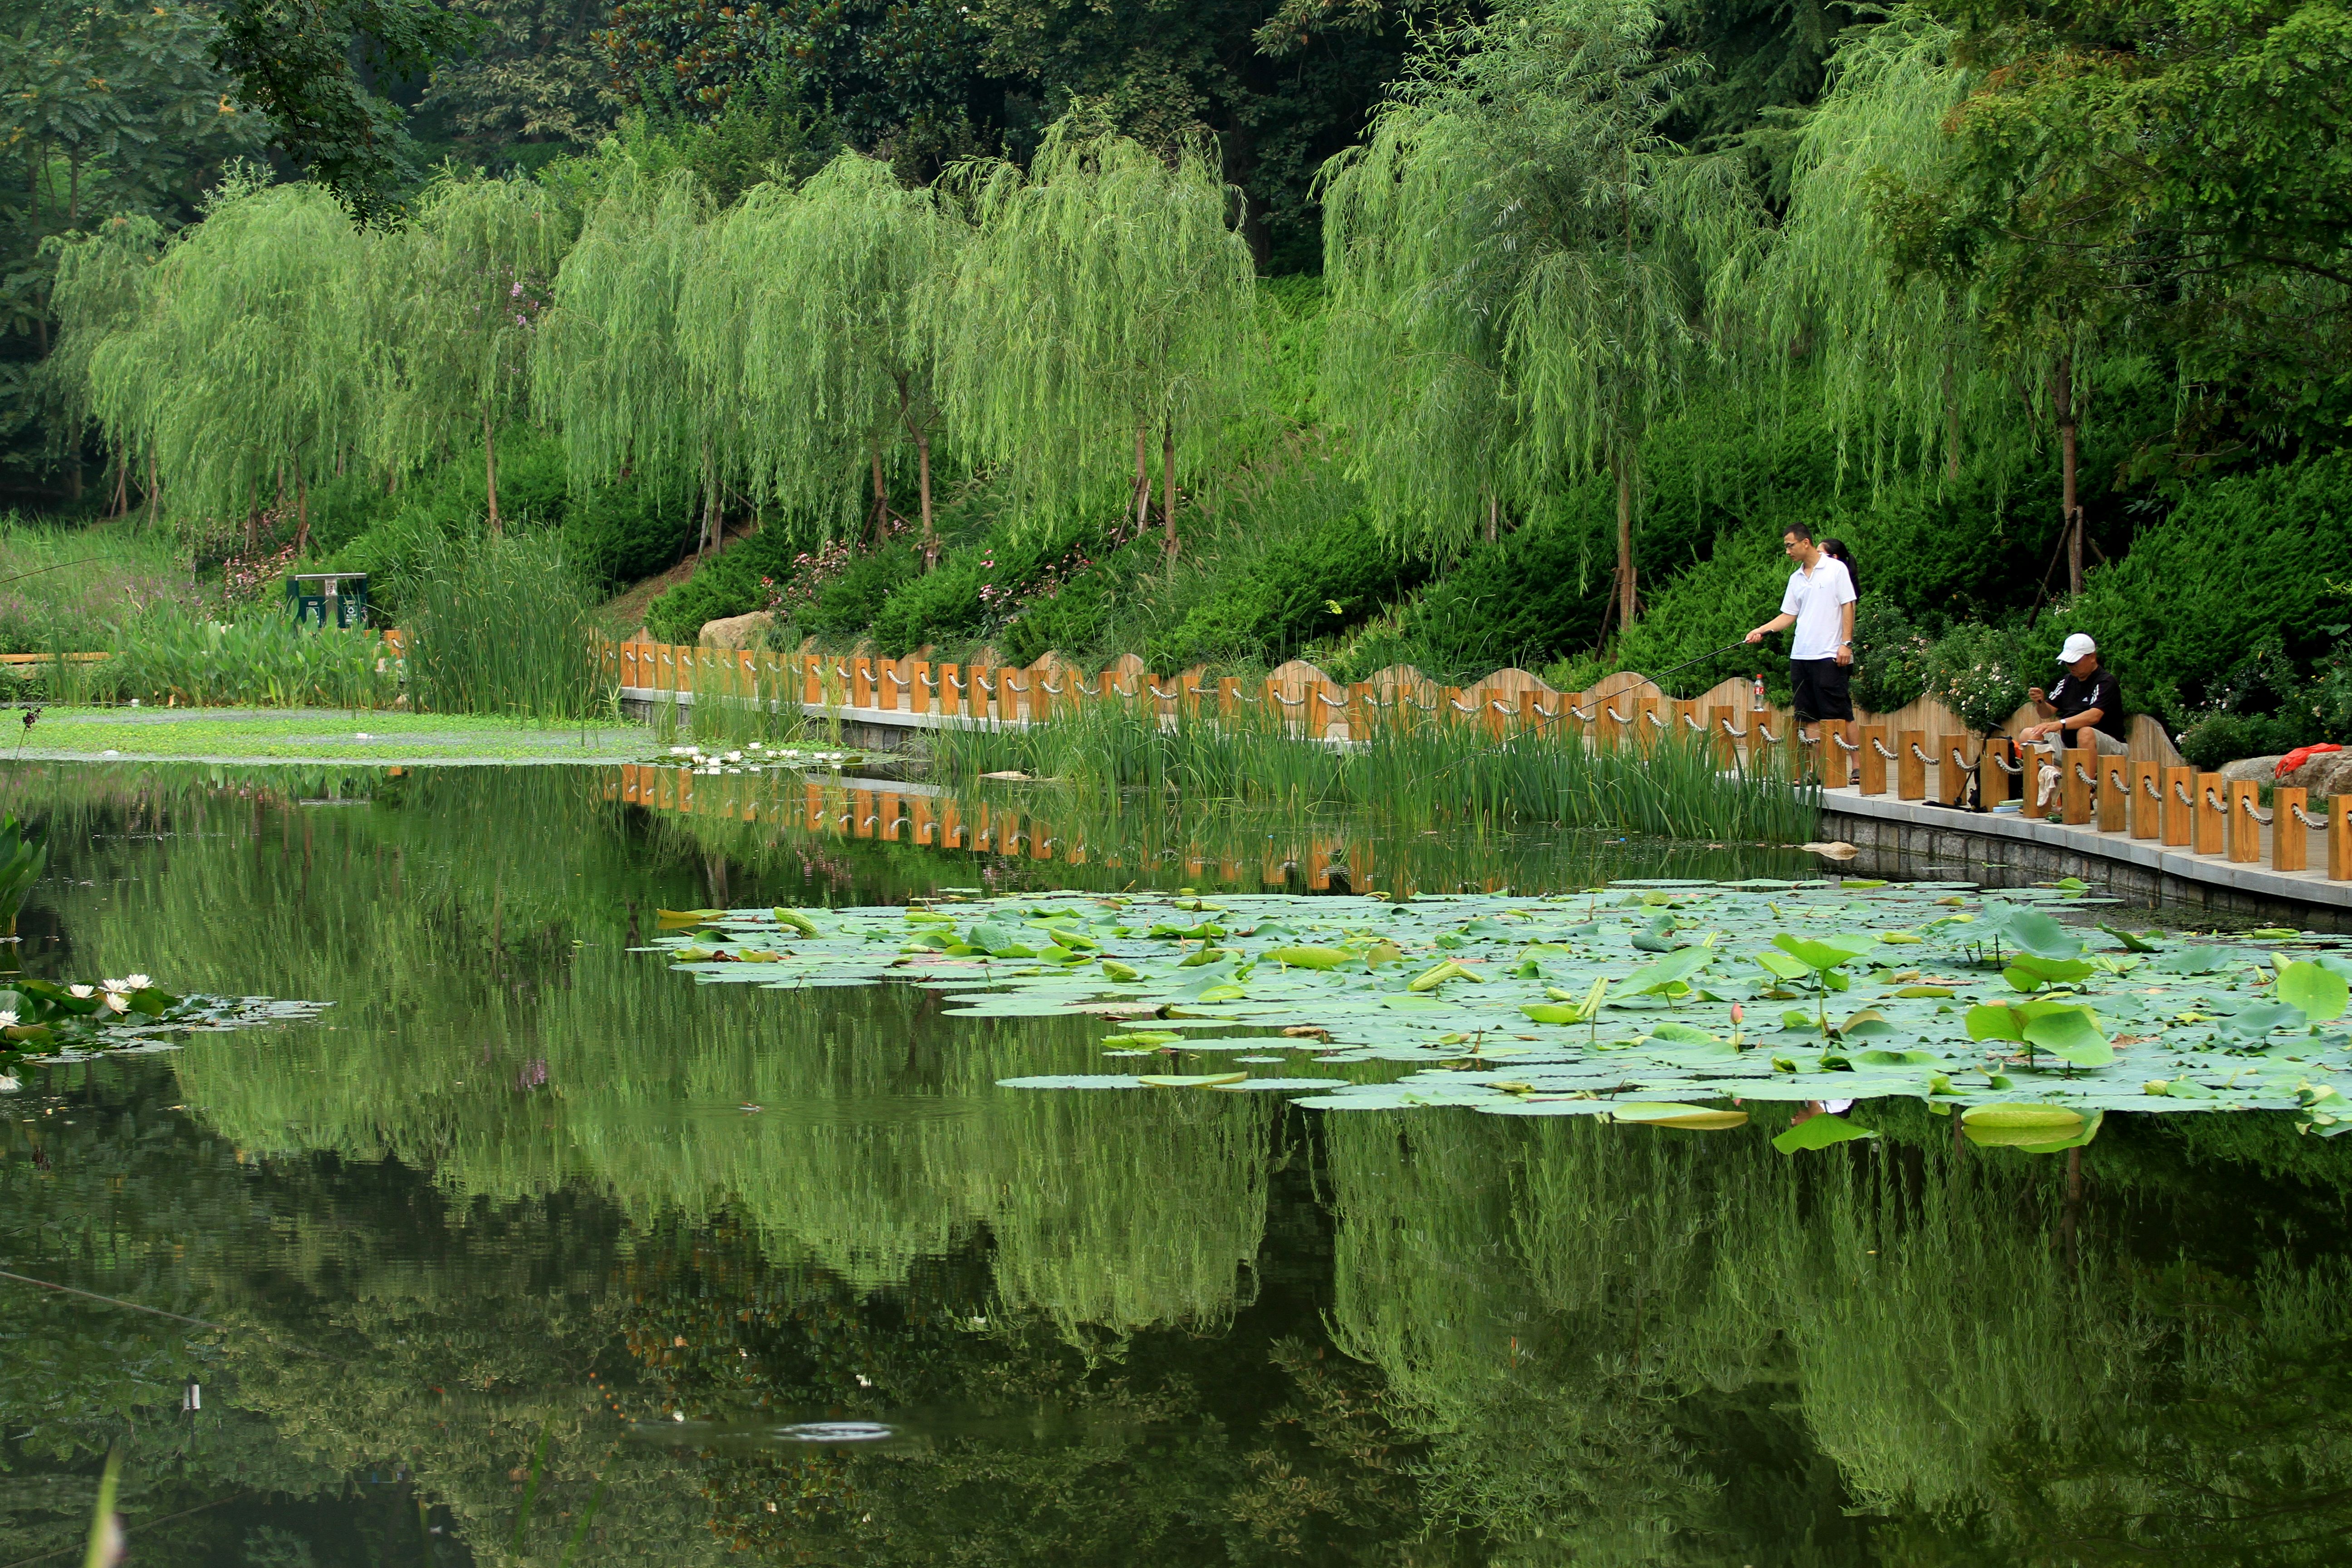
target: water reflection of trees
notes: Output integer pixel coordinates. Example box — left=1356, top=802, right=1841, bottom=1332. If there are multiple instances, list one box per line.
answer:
left=10, top=766, right=2352, bottom=1564
left=1321, top=1108, right=2352, bottom=1564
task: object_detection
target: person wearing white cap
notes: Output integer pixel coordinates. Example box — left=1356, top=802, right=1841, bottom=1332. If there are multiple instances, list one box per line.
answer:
left=2018, top=634, right=2127, bottom=804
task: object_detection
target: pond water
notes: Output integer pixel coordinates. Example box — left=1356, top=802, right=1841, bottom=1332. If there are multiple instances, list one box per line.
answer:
left=2, top=764, right=2348, bottom=1567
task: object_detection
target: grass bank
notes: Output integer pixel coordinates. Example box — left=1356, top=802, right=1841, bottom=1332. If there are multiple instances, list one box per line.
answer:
left=0, top=707, right=654, bottom=764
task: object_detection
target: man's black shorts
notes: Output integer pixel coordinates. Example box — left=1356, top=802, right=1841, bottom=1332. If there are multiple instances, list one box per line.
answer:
left=1789, top=658, right=1852, bottom=723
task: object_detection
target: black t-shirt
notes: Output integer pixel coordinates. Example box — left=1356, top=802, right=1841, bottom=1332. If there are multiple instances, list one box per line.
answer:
left=2049, top=667, right=2127, bottom=741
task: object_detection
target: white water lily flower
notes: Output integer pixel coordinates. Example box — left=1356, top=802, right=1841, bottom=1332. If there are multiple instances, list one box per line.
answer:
left=101, top=978, right=127, bottom=994
left=0, top=1074, right=17, bottom=1093
left=0, top=1009, right=19, bottom=1028
left=69, top=985, right=93, bottom=999
left=125, top=974, right=150, bottom=990
left=670, top=745, right=694, bottom=755
left=103, top=992, right=129, bottom=1013
left=726, top=751, right=743, bottom=762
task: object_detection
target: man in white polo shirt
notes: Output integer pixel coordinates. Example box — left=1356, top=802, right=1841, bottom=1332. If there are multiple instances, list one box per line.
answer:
left=1743, top=523, right=1854, bottom=741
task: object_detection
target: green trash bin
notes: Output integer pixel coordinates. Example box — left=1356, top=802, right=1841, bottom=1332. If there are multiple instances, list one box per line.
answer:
left=288, top=572, right=368, bottom=630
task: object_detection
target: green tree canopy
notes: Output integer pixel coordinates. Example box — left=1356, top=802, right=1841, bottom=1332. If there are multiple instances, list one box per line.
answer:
left=1320, top=0, right=1761, bottom=626
left=931, top=113, right=1265, bottom=558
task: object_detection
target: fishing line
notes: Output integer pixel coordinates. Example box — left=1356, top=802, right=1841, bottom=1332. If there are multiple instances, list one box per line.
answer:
left=0, top=559, right=107, bottom=591
left=0, top=1491, right=254, bottom=1568
left=0, top=1266, right=341, bottom=1360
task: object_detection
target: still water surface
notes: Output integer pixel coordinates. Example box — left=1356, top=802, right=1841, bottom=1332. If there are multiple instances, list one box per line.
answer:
left=1, top=765, right=2347, bottom=1566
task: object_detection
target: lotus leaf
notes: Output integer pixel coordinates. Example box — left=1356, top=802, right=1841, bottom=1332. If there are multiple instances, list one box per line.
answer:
left=1611, top=1102, right=1749, bottom=1130
left=2278, top=960, right=2351, bottom=1024
left=1772, top=1115, right=1881, bottom=1153
left=1266, top=946, right=1354, bottom=970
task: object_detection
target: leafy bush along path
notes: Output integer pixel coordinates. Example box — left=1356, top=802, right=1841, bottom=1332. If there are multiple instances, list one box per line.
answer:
left=1, top=707, right=654, bottom=764
left=653, top=882, right=2352, bottom=1143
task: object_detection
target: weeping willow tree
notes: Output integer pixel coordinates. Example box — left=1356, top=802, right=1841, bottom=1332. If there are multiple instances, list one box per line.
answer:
left=372, top=171, right=571, bottom=531
left=932, top=113, right=1263, bottom=559
left=40, top=214, right=166, bottom=515
left=1320, top=0, right=1760, bottom=630
left=86, top=175, right=370, bottom=549
left=1737, top=11, right=1996, bottom=488
left=535, top=166, right=718, bottom=546
left=700, top=152, right=965, bottom=567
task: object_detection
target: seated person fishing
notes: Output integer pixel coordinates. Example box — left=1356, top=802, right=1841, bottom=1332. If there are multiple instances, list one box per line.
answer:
left=2018, top=632, right=2127, bottom=808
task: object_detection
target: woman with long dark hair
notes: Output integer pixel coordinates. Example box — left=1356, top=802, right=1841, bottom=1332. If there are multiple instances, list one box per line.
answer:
left=1821, top=538, right=1859, bottom=598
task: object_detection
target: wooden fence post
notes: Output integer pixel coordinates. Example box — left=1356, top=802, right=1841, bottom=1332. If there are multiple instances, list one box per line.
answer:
left=2271, top=787, right=2308, bottom=872
left=2129, top=760, right=2162, bottom=840
left=2162, top=765, right=2195, bottom=846
left=1896, top=729, right=1927, bottom=800
left=2061, top=744, right=2095, bottom=825
left=2227, top=779, right=2262, bottom=863
left=1857, top=725, right=1889, bottom=795
left=2194, top=771, right=2227, bottom=855
left=1938, top=735, right=1970, bottom=805
left=2332, top=794, right=2352, bottom=880
left=1978, top=738, right=2012, bottom=811
left=1219, top=677, right=1241, bottom=719
left=2099, top=754, right=2130, bottom=834
left=1595, top=693, right=1627, bottom=751
left=1816, top=719, right=1851, bottom=789
left=1709, top=707, right=1739, bottom=769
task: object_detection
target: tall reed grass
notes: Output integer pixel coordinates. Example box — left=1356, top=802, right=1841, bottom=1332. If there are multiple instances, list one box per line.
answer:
left=928, top=699, right=1819, bottom=843
left=0, top=513, right=193, bottom=655
left=58, top=603, right=400, bottom=708
left=400, top=532, right=600, bottom=720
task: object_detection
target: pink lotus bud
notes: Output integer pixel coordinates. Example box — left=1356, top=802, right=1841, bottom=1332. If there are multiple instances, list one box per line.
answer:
left=1730, top=1004, right=1744, bottom=1024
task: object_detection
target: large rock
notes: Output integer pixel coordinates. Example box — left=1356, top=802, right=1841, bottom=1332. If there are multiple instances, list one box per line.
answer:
left=2283, top=752, right=2352, bottom=797
left=2219, top=755, right=2284, bottom=784
left=699, top=610, right=775, bottom=649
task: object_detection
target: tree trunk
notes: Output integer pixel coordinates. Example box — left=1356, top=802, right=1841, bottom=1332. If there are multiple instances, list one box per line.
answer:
left=895, top=378, right=936, bottom=570
left=2053, top=356, right=2081, bottom=596
left=1613, top=451, right=1637, bottom=630
left=697, top=439, right=715, bottom=562
left=1943, top=335, right=1961, bottom=483
left=1133, top=425, right=1151, bottom=531
left=294, top=465, right=309, bottom=554
left=484, top=413, right=501, bottom=534
left=1161, top=419, right=1178, bottom=560
left=916, top=425, right=936, bottom=571
left=870, top=440, right=887, bottom=542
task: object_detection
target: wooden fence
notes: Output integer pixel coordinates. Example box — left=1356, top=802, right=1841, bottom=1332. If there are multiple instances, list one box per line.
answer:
left=612, top=766, right=1388, bottom=890
left=606, top=637, right=2350, bottom=887
left=1852, top=726, right=2352, bottom=883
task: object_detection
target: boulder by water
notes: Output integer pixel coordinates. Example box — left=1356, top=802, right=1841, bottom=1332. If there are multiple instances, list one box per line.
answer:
left=700, top=610, right=775, bottom=649
left=2219, top=755, right=2284, bottom=784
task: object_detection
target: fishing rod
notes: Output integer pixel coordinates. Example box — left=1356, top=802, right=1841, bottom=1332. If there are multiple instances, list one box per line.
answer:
left=0, top=559, right=106, bottom=589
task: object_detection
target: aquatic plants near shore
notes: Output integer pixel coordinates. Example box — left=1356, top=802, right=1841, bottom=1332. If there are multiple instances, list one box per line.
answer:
left=927, top=702, right=1818, bottom=843
left=0, top=972, right=327, bottom=1076
left=647, top=879, right=2352, bottom=1144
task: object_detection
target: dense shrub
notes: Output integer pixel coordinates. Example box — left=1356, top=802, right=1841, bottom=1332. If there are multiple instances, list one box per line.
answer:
left=1922, top=620, right=2037, bottom=735
left=2060, top=448, right=2352, bottom=723
left=1142, top=502, right=1429, bottom=671
left=317, top=431, right=696, bottom=608
left=642, top=526, right=806, bottom=643
left=1850, top=597, right=1935, bottom=714
left=2178, top=711, right=2313, bottom=770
